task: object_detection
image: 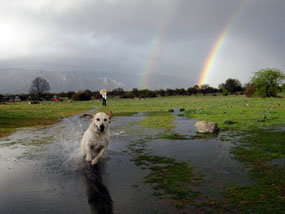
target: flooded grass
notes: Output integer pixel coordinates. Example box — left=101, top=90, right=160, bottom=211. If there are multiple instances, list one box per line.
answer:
left=234, top=129, right=285, bottom=164
left=0, top=136, right=54, bottom=147
left=0, top=141, right=18, bottom=147
left=220, top=129, right=285, bottom=213
left=223, top=165, right=285, bottom=213
left=162, top=132, right=211, bottom=140
left=162, top=133, right=189, bottom=140
left=129, top=139, right=202, bottom=210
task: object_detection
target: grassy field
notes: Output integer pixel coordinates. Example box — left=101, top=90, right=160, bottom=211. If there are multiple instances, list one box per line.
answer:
left=0, top=101, right=95, bottom=138
left=1, top=95, right=284, bottom=137
left=100, top=95, right=285, bottom=129
left=1, top=95, right=284, bottom=212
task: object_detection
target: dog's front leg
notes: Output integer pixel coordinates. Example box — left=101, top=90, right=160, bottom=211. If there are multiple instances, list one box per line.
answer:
left=86, top=147, right=92, bottom=162
left=91, top=148, right=106, bottom=165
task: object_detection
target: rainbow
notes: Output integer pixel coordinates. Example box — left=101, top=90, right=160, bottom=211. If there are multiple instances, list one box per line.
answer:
left=197, top=1, right=246, bottom=86
left=197, top=26, right=230, bottom=86
left=140, top=35, right=163, bottom=89
left=140, top=7, right=175, bottom=89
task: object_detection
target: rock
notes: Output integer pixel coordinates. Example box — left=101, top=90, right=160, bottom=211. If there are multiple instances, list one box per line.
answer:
left=194, top=121, right=219, bottom=133
left=29, top=101, right=40, bottom=104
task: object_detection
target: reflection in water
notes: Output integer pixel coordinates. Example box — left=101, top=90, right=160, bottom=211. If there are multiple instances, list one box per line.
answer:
left=81, top=161, right=113, bottom=214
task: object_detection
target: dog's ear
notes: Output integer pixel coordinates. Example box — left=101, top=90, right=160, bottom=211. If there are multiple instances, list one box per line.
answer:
left=108, top=111, right=112, bottom=120
left=81, top=114, right=94, bottom=119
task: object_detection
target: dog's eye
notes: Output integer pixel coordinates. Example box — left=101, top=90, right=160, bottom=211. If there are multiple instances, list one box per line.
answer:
left=104, top=119, right=107, bottom=121
left=96, top=118, right=100, bottom=121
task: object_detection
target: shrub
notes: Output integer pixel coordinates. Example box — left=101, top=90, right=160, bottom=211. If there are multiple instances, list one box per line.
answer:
left=71, top=92, right=92, bottom=101
left=244, top=84, right=256, bottom=97
left=222, top=88, right=228, bottom=96
left=252, top=68, right=284, bottom=97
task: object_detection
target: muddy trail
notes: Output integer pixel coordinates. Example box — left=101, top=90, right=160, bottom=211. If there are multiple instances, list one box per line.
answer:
left=0, top=110, right=251, bottom=214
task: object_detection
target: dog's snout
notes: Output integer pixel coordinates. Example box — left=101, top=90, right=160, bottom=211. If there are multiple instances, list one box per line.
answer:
left=100, top=124, right=105, bottom=132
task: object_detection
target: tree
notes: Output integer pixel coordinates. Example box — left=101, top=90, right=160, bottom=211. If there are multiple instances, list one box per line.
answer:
left=71, top=91, right=92, bottom=101
left=282, top=83, right=285, bottom=92
left=200, top=84, right=210, bottom=95
left=224, top=78, right=242, bottom=93
left=111, top=88, right=124, bottom=97
left=218, top=83, right=225, bottom=90
left=29, top=77, right=50, bottom=99
left=132, top=88, right=139, bottom=97
left=252, top=68, right=284, bottom=97
left=157, top=89, right=166, bottom=96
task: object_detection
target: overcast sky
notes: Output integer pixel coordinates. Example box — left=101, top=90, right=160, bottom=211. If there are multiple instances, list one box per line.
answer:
left=0, top=0, right=284, bottom=88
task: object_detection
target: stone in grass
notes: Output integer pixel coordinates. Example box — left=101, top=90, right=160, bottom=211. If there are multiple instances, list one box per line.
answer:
left=29, top=101, right=40, bottom=104
left=194, top=121, right=219, bottom=133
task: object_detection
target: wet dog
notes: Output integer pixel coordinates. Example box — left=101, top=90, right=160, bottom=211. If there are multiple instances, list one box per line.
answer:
left=80, top=112, right=112, bottom=165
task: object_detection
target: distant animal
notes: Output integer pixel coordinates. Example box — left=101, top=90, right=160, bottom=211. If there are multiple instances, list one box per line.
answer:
left=80, top=112, right=112, bottom=165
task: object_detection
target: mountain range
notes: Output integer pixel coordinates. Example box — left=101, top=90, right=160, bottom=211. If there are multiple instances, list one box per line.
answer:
left=0, top=69, right=194, bottom=94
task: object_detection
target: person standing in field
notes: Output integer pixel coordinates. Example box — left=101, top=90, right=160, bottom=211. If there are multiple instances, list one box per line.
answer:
left=100, top=89, right=108, bottom=106
left=102, top=91, right=107, bottom=106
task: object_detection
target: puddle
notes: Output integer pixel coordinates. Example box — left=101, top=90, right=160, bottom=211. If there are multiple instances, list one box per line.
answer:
left=148, top=115, right=252, bottom=196
left=0, top=110, right=252, bottom=213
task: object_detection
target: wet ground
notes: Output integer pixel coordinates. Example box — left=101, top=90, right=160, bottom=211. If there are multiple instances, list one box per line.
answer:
left=0, top=110, right=252, bottom=213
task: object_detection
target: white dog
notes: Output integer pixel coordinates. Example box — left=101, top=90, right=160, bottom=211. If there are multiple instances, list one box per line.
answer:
left=80, top=112, right=112, bottom=165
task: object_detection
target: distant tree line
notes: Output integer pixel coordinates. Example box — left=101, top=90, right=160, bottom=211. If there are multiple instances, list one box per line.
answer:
left=0, top=68, right=284, bottom=102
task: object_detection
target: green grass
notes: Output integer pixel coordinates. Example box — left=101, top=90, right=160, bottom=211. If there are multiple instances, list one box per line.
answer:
left=138, top=112, right=175, bottom=129
left=182, top=97, right=285, bottom=129
left=223, top=165, right=285, bottom=213
left=99, top=95, right=285, bottom=129
left=221, top=129, right=285, bottom=213
left=0, top=101, right=95, bottom=137
left=234, top=129, right=285, bottom=164
left=2, top=96, right=284, bottom=137
left=98, top=95, right=285, bottom=131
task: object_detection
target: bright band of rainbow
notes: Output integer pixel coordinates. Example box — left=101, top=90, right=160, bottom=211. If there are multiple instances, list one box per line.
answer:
left=198, top=0, right=246, bottom=86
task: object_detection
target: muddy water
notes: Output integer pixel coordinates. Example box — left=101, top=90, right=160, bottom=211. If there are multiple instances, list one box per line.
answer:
left=0, top=111, right=251, bottom=213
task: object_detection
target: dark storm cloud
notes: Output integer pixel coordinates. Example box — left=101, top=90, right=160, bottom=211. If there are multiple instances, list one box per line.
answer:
left=0, top=0, right=284, bottom=88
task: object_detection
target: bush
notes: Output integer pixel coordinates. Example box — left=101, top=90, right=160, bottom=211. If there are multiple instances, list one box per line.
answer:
left=71, top=92, right=92, bottom=101
left=281, top=83, right=285, bottom=92
left=252, top=68, right=284, bottom=97
left=244, top=84, right=256, bottom=97
left=222, top=88, right=228, bottom=96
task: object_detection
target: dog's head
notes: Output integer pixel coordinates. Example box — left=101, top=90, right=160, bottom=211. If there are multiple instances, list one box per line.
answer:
left=82, top=112, right=112, bottom=133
